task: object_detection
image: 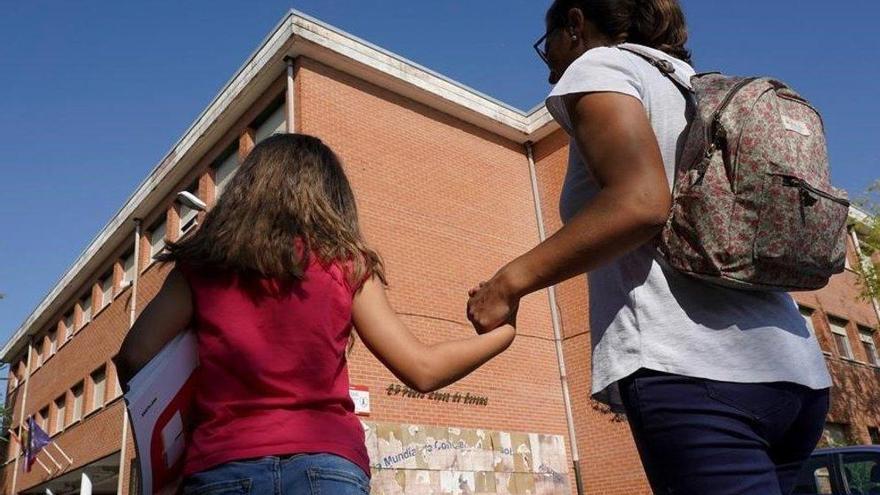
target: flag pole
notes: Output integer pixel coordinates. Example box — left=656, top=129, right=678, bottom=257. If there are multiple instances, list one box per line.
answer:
left=31, top=454, right=52, bottom=476
left=40, top=448, right=63, bottom=471
left=49, top=441, right=73, bottom=465
left=18, top=424, right=63, bottom=471
left=7, top=428, right=53, bottom=475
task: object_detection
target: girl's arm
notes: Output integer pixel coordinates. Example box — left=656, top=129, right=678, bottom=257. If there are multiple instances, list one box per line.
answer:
left=468, top=92, right=672, bottom=332
left=113, top=267, right=193, bottom=387
left=352, top=277, right=515, bottom=393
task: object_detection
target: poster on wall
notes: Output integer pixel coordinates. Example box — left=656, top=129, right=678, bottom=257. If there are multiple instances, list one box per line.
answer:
left=350, top=385, right=370, bottom=415
left=366, top=421, right=570, bottom=494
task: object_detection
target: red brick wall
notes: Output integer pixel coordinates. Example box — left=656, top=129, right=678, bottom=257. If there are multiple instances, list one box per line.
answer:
left=793, top=263, right=880, bottom=445
left=297, top=57, right=575, bottom=482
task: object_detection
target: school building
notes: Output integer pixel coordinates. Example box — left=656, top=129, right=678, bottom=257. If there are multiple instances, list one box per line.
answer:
left=3, top=10, right=879, bottom=495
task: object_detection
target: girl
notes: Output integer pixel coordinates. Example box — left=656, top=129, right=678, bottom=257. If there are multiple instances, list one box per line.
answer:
left=115, top=134, right=515, bottom=495
left=467, top=1, right=831, bottom=493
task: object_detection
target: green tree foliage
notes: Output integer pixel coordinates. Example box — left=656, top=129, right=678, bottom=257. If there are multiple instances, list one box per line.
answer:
left=856, top=180, right=880, bottom=302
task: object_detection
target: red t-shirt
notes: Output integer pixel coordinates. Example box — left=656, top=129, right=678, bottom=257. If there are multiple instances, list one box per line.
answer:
left=178, top=258, right=369, bottom=477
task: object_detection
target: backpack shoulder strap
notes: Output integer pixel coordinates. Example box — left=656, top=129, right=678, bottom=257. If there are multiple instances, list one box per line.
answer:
left=617, top=45, right=693, bottom=93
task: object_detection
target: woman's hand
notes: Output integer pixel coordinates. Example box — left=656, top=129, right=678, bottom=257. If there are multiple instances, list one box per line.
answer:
left=353, top=277, right=515, bottom=393
left=466, top=92, right=670, bottom=332
left=467, top=268, right=521, bottom=334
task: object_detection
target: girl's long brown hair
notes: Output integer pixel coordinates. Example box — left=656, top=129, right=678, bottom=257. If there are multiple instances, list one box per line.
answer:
left=159, top=133, right=385, bottom=287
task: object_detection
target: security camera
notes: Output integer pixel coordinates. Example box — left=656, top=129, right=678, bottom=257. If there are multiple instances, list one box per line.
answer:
left=176, top=191, right=207, bottom=212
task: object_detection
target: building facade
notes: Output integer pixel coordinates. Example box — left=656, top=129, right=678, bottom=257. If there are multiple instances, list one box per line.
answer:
left=3, top=11, right=878, bottom=495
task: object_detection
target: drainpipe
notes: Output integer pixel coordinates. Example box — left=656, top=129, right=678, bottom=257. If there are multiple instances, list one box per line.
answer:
left=525, top=141, right=585, bottom=495
left=851, top=228, right=880, bottom=324
left=285, top=56, right=296, bottom=133
left=117, top=218, right=141, bottom=494
left=10, top=337, right=34, bottom=495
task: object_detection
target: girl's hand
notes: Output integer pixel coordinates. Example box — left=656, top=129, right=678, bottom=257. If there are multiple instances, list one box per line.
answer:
left=353, top=277, right=515, bottom=393
left=467, top=270, right=520, bottom=334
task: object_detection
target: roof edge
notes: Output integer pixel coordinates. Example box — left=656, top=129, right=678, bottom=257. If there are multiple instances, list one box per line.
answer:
left=1, top=10, right=560, bottom=362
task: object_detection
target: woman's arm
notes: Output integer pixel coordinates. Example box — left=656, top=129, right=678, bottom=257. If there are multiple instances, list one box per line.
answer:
left=113, top=267, right=193, bottom=387
left=468, top=92, right=671, bottom=332
left=352, top=277, right=515, bottom=393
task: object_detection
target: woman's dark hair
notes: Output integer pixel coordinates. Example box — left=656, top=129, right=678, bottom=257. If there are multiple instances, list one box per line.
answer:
left=159, top=133, right=385, bottom=286
left=547, top=0, right=691, bottom=64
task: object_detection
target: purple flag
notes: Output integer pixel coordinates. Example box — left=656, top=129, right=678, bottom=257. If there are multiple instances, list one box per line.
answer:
left=23, top=416, right=51, bottom=473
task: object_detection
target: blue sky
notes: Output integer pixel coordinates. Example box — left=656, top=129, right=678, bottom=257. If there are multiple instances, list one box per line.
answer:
left=1, top=0, right=878, bottom=351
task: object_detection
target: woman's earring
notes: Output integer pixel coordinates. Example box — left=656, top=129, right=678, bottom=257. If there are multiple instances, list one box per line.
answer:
left=571, top=34, right=578, bottom=41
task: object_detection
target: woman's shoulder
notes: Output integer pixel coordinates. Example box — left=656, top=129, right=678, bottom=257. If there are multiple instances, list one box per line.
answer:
left=568, top=45, right=643, bottom=76
left=546, top=46, right=645, bottom=131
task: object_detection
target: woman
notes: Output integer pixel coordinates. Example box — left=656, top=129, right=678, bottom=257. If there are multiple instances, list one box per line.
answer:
left=467, top=1, right=831, bottom=493
left=114, top=134, right=515, bottom=494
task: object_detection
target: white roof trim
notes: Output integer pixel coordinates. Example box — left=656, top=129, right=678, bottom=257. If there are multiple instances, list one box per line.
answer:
left=851, top=205, right=870, bottom=224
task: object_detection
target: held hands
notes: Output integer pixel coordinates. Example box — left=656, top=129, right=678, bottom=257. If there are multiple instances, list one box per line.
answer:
left=467, top=268, right=522, bottom=335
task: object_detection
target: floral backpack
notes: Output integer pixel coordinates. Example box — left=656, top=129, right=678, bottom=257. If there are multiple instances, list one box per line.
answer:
left=620, top=46, right=850, bottom=291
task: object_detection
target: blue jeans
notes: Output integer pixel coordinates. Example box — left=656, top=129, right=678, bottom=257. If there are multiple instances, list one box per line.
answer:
left=620, top=369, right=830, bottom=495
left=182, top=453, right=370, bottom=495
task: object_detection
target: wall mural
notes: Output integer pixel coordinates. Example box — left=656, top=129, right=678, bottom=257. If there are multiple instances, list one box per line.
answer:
left=363, top=421, right=570, bottom=494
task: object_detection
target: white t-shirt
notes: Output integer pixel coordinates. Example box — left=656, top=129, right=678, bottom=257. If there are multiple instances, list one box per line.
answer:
left=545, top=43, right=831, bottom=410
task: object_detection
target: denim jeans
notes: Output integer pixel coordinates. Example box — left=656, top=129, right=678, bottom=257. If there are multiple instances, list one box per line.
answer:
left=619, top=369, right=830, bottom=495
left=182, top=453, right=370, bottom=495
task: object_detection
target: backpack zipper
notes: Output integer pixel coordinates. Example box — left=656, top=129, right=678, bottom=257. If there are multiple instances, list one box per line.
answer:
left=778, top=174, right=848, bottom=225
left=778, top=175, right=850, bottom=207
left=707, top=77, right=760, bottom=143
left=694, top=77, right=759, bottom=185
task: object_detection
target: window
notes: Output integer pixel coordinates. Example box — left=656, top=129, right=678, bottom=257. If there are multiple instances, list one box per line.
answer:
left=129, top=458, right=140, bottom=495
left=821, top=422, right=850, bottom=448
left=38, top=407, right=49, bottom=431
left=113, top=367, right=123, bottom=398
left=12, top=361, right=21, bottom=386
left=149, top=218, right=167, bottom=260
left=254, top=102, right=287, bottom=143
left=8, top=430, right=19, bottom=460
left=108, top=368, right=122, bottom=400
left=54, top=395, right=66, bottom=433
left=860, top=326, right=879, bottom=366
left=830, top=318, right=854, bottom=360
left=792, top=454, right=834, bottom=494
left=72, top=383, right=84, bottom=423
left=214, top=151, right=238, bottom=197
left=179, top=183, right=200, bottom=236
left=800, top=307, right=816, bottom=335
left=122, top=250, right=136, bottom=287
left=91, top=367, right=107, bottom=412
left=842, top=451, right=880, bottom=495
left=100, top=272, right=113, bottom=309
left=79, top=292, right=93, bottom=329
left=870, top=427, right=880, bottom=445
left=63, top=311, right=74, bottom=342
left=34, top=340, right=44, bottom=368
left=845, top=229, right=854, bottom=270
left=48, top=327, right=57, bottom=356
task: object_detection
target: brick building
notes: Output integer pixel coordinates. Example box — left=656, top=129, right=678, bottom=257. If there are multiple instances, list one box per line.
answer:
left=2, top=11, right=878, bottom=495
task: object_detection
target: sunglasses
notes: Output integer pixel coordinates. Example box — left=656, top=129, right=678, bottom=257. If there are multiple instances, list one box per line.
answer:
left=533, top=27, right=560, bottom=67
